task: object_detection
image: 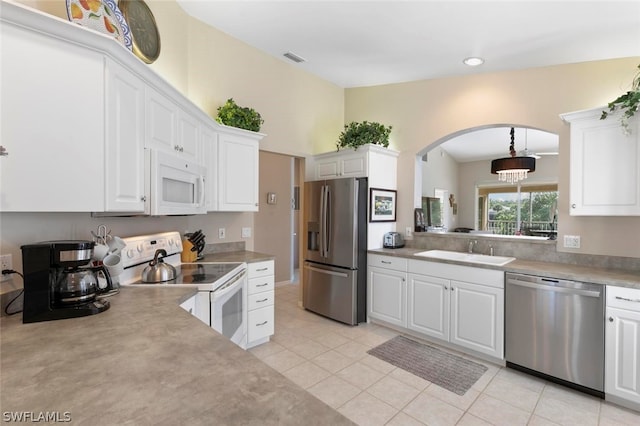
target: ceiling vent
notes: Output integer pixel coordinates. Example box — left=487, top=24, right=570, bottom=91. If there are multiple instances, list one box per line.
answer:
left=283, top=52, right=306, bottom=63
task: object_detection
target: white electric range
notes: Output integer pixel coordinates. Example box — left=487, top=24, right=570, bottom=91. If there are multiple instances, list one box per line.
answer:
left=120, top=232, right=248, bottom=348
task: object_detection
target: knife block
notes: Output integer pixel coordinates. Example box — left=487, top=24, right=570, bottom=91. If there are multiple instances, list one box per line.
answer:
left=181, top=240, right=197, bottom=263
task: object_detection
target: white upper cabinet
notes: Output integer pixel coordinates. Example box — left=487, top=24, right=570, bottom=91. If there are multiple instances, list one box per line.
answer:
left=145, top=87, right=201, bottom=164
left=104, top=59, right=147, bottom=213
left=1, top=2, right=266, bottom=214
left=561, top=107, right=640, bottom=216
left=0, top=16, right=104, bottom=212
left=305, top=144, right=399, bottom=185
left=207, top=126, right=264, bottom=212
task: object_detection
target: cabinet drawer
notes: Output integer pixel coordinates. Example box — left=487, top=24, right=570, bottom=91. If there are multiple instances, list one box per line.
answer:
left=248, top=290, right=274, bottom=310
left=247, top=306, right=274, bottom=341
left=248, top=260, right=274, bottom=278
left=368, top=254, right=407, bottom=272
left=248, top=275, right=275, bottom=295
left=607, top=286, right=640, bottom=312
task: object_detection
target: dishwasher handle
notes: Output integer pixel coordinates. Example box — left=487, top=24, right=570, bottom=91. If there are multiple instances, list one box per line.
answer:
left=507, top=277, right=602, bottom=298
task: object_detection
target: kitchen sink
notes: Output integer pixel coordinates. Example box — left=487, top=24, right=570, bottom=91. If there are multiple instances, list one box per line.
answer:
left=414, top=250, right=516, bottom=266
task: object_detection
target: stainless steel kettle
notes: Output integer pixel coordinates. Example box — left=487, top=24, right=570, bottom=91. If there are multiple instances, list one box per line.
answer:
left=142, top=249, right=176, bottom=283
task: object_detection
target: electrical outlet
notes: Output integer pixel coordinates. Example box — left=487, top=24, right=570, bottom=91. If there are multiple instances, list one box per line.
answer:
left=241, top=227, right=251, bottom=238
left=0, top=254, right=13, bottom=282
left=405, top=227, right=412, bottom=238
left=563, top=235, right=581, bottom=249
left=218, top=228, right=226, bottom=239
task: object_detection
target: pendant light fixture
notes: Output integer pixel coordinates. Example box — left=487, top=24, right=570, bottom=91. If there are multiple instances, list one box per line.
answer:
left=490, top=127, right=536, bottom=184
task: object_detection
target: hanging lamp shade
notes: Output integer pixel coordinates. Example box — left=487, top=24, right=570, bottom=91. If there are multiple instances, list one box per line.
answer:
left=490, top=127, right=536, bottom=184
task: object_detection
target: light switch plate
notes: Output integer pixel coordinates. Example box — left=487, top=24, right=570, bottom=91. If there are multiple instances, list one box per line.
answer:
left=218, top=228, right=226, bottom=239
left=242, top=227, right=251, bottom=238
left=405, top=227, right=412, bottom=238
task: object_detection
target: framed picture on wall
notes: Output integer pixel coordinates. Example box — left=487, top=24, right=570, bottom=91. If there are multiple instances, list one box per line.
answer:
left=370, top=188, right=397, bottom=222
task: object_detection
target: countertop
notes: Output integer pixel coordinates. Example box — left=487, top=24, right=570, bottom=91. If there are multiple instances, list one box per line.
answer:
left=199, top=250, right=275, bottom=264
left=369, top=248, right=640, bottom=289
left=0, top=287, right=352, bottom=425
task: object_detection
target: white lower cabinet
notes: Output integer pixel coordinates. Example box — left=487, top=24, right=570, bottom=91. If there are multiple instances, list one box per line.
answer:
left=368, top=254, right=408, bottom=327
left=407, top=274, right=449, bottom=340
left=246, top=260, right=275, bottom=348
left=449, top=280, right=503, bottom=358
left=368, top=254, right=505, bottom=360
left=606, top=286, right=640, bottom=411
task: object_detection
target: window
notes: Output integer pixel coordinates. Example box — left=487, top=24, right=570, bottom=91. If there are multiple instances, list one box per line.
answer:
left=477, top=184, right=558, bottom=236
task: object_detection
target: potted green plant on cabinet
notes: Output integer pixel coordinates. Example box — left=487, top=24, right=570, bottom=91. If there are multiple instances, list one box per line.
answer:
left=336, top=121, right=392, bottom=151
left=601, top=64, right=640, bottom=135
left=215, top=98, right=264, bottom=132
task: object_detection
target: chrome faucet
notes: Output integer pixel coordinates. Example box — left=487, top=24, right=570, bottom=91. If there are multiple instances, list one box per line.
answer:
left=488, top=245, right=494, bottom=256
left=468, top=240, right=477, bottom=253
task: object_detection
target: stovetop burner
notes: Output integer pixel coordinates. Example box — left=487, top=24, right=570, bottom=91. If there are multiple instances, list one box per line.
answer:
left=129, top=263, right=242, bottom=287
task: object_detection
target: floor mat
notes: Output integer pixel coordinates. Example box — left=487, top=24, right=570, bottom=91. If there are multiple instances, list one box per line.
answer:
left=367, top=335, right=488, bottom=395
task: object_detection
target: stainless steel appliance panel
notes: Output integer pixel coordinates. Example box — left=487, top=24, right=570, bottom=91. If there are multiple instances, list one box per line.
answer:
left=305, top=178, right=359, bottom=269
left=505, top=273, right=605, bottom=393
left=303, top=262, right=357, bottom=325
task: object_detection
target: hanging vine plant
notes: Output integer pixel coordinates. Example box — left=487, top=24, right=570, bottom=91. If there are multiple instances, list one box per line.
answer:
left=600, top=64, right=640, bottom=135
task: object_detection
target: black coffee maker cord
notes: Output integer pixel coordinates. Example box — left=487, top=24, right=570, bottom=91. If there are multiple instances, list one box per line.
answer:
left=2, top=269, right=24, bottom=316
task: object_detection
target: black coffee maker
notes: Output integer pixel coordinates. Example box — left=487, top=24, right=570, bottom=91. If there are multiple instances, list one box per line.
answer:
left=21, top=240, right=111, bottom=323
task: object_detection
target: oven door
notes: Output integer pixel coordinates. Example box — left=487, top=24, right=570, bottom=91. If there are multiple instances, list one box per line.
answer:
left=210, top=269, right=247, bottom=347
left=150, top=149, right=206, bottom=215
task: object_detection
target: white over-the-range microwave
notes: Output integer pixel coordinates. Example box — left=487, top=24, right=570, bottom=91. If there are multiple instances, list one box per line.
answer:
left=151, top=149, right=206, bottom=215
left=95, top=149, right=206, bottom=217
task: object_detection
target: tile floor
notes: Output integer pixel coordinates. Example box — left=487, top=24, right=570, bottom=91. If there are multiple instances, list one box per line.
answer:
left=249, top=283, right=640, bottom=426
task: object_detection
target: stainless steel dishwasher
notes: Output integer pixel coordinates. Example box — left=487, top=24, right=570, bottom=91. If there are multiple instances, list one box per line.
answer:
left=505, top=272, right=605, bottom=397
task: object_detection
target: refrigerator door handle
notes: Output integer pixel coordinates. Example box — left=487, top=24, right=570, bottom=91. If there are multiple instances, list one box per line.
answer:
left=319, top=185, right=326, bottom=257
left=324, top=185, right=331, bottom=257
left=304, top=264, right=349, bottom=278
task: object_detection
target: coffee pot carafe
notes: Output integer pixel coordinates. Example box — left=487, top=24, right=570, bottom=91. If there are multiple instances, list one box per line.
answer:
left=21, top=240, right=111, bottom=323
left=54, top=264, right=112, bottom=307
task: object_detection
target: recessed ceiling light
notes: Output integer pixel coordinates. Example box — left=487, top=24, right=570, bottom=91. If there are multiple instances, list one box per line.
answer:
left=283, top=52, right=306, bottom=63
left=463, top=57, right=484, bottom=67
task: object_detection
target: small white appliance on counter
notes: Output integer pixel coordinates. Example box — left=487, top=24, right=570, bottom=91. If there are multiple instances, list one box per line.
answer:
left=119, top=232, right=247, bottom=348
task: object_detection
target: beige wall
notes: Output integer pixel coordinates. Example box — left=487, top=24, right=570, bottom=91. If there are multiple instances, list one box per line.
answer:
left=345, top=58, right=640, bottom=258
left=254, top=151, right=294, bottom=283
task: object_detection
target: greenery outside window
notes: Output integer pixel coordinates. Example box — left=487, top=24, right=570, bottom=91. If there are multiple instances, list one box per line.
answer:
left=477, top=184, right=558, bottom=236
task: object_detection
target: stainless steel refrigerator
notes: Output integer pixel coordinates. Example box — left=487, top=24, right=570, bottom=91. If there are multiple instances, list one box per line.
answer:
left=303, top=177, right=367, bottom=325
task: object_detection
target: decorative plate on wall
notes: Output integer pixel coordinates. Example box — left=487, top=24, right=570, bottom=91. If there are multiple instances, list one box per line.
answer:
left=66, top=0, right=132, bottom=50
left=118, top=0, right=161, bottom=64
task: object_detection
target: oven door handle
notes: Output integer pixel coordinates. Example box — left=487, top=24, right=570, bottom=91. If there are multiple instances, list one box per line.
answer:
left=211, top=270, right=246, bottom=300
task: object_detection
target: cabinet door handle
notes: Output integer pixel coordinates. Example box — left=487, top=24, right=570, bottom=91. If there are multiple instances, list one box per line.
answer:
left=256, top=298, right=269, bottom=303
left=615, top=296, right=640, bottom=303
left=571, top=204, right=576, bottom=209
left=140, top=196, right=147, bottom=202
left=256, top=267, right=268, bottom=271
left=444, top=286, right=448, bottom=290
left=381, top=261, right=392, bottom=264
left=256, top=321, right=268, bottom=326
left=256, top=283, right=269, bottom=287
left=609, top=317, right=614, bottom=322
